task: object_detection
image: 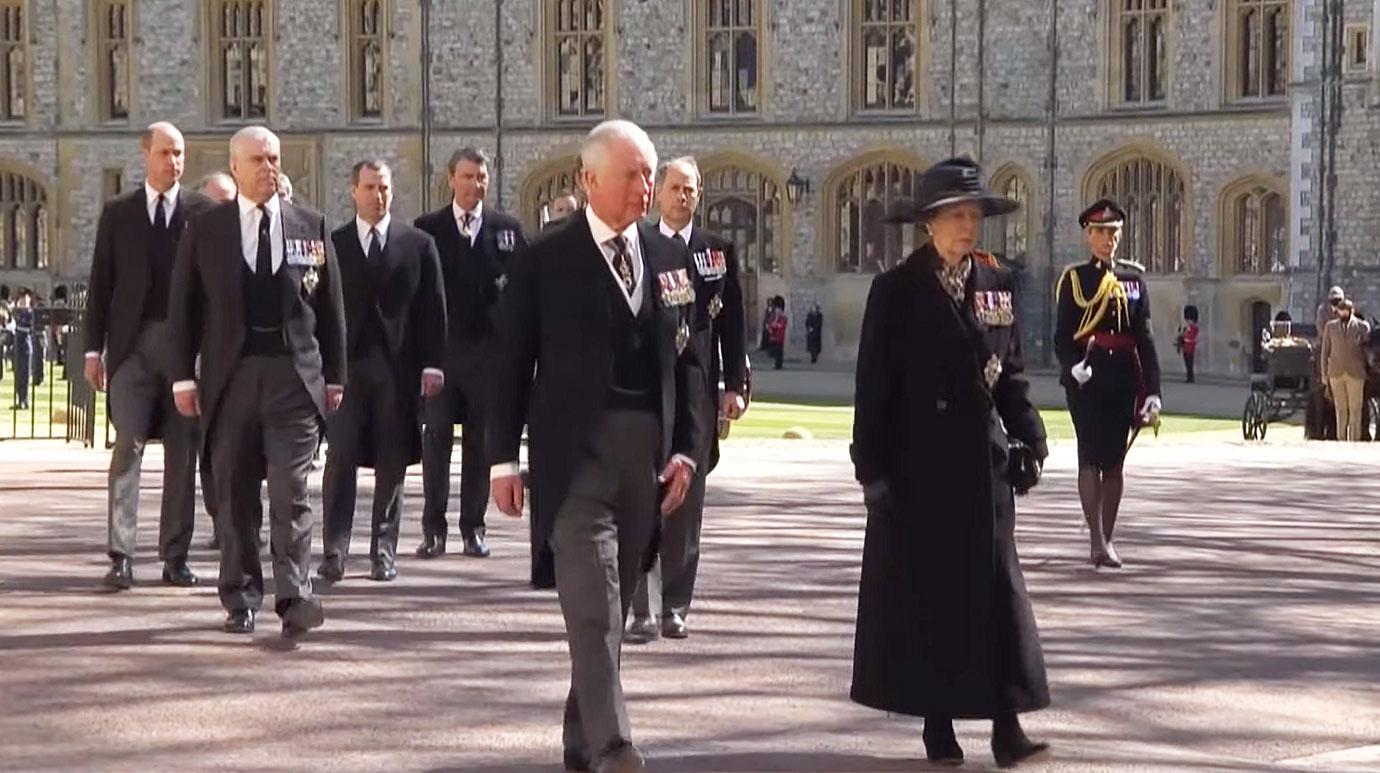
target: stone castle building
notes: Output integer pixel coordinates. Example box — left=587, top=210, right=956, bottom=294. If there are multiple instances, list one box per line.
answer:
left=0, top=0, right=1375, bottom=378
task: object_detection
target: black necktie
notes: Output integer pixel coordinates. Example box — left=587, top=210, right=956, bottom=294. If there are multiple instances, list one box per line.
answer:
left=256, top=205, right=273, bottom=277
left=368, top=227, right=383, bottom=263
left=673, top=232, right=685, bottom=245
left=460, top=213, right=474, bottom=241
left=609, top=236, right=635, bottom=295
left=153, top=194, right=167, bottom=232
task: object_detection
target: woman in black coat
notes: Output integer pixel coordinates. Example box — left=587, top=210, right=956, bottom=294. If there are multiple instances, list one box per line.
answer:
left=850, top=157, right=1051, bottom=768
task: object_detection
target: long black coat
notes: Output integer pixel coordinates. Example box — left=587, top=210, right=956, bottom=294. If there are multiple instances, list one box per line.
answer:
left=330, top=219, right=447, bottom=467
left=850, top=244, right=1050, bottom=719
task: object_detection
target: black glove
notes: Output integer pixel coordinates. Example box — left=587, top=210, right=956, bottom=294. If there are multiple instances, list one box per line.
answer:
left=1007, top=439, right=1043, bottom=496
left=861, top=480, right=892, bottom=513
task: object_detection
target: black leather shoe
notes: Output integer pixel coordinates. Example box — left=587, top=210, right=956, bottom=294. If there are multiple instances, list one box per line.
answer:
left=594, top=743, right=645, bottom=773
left=461, top=530, right=490, bottom=558
left=624, top=616, right=659, bottom=645
left=661, top=612, right=688, bottom=639
left=563, top=749, right=591, bottom=772
left=281, top=597, right=325, bottom=639
left=992, top=737, right=1050, bottom=768
left=224, top=609, right=255, bottom=634
left=924, top=716, right=964, bottom=767
left=415, top=534, right=446, bottom=559
left=369, top=563, right=397, bottom=582
left=316, top=554, right=345, bottom=583
left=161, top=560, right=199, bottom=587
left=103, top=556, right=134, bottom=590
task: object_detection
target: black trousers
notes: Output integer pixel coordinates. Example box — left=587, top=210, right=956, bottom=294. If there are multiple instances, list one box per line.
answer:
left=553, top=410, right=661, bottom=760
left=631, top=464, right=708, bottom=621
left=322, top=348, right=412, bottom=567
left=1183, top=352, right=1195, bottom=383
left=211, top=355, right=318, bottom=617
left=421, top=359, right=489, bottom=539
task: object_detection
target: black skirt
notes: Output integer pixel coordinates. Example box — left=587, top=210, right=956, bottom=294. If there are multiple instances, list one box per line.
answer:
left=1066, top=350, right=1138, bottom=470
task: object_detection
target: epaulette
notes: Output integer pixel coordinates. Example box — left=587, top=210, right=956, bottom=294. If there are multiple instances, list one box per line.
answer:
left=1115, top=258, right=1146, bottom=273
left=972, top=249, right=1000, bottom=269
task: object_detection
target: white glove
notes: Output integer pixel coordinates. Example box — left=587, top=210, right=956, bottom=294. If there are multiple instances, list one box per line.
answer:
left=1071, top=359, right=1093, bottom=386
left=1141, top=395, right=1162, bottom=421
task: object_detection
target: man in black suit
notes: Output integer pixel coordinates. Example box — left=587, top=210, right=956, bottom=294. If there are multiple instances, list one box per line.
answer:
left=317, top=160, right=447, bottom=583
left=167, top=126, right=346, bottom=638
left=490, top=120, right=709, bottom=773
left=84, top=122, right=213, bottom=590
left=627, top=156, right=748, bottom=643
left=414, top=147, right=528, bottom=560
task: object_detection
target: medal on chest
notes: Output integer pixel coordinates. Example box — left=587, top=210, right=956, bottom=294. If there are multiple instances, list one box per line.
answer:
left=708, top=293, right=723, bottom=319
left=676, top=320, right=690, bottom=355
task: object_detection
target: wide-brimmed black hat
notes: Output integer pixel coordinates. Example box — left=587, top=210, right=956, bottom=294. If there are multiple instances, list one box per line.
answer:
left=884, top=157, right=1019, bottom=224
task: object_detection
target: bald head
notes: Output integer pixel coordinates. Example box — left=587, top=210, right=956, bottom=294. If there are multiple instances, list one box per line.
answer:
left=581, top=120, right=658, bottom=231
left=229, top=126, right=281, bottom=205
left=198, top=172, right=236, bottom=203
left=141, top=122, right=185, bottom=193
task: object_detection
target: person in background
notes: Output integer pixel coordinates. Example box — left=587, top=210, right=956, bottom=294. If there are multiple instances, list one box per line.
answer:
left=1320, top=299, right=1371, bottom=441
left=805, top=303, right=823, bottom=364
left=1317, top=285, right=1345, bottom=335
left=1175, top=306, right=1199, bottom=383
left=767, top=297, right=787, bottom=370
left=199, top=171, right=237, bottom=203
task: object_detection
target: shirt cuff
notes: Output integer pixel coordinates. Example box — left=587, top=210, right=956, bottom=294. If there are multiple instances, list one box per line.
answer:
left=490, top=462, right=520, bottom=480
left=85, top=351, right=101, bottom=360
left=671, top=453, right=698, bottom=473
left=172, top=380, right=197, bottom=394
left=422, top=367, right=444, bottom=380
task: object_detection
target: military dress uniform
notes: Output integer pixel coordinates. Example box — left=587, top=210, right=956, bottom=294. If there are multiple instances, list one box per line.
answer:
left=1054, top=202, right=1162, bottom=473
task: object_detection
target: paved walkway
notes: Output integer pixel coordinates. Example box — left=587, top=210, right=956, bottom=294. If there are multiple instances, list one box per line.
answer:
left=751, top=355, right=1251, bottom=419
left=0, top=435, right=1376, bottom=772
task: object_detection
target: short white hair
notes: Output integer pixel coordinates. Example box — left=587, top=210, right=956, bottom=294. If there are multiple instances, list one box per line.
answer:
left=580, top=120, right=657, bottom=178
left=229, top=126, right=280, bottom=159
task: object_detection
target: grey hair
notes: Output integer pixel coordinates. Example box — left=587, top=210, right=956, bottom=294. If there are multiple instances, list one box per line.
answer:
left=580, top=120, right=658, bottom=179
left=447, top=147, right=491, bottom=175
left=228, top=126, right=280, bottom=159
left=196, top=171, right=235, bottom=189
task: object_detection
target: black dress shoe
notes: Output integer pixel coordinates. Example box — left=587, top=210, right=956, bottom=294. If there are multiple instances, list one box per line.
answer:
left=415, top=534, right=446, bottom=559
left=281, top=597, right=325, bottom=639
left=316, top=554, right=345, bottom=583
left=594, top=743, right=645, bottom=773
left=161, top=560, right=199, bottom=587
left=661, top=612, right=688, bottom=639
left=369, top=563, right=397, bottom=582
left=461, top=530, right=490, bottom=558
left=224, top=609, right=255, bottom=634
left=624, top=616, right=659, bottom=645
left=992, top=737, right=1050, bottom=768
left=992, top=714, right=1050, bottom=769
left=103, top=556, right=134, bottom=590
left=924, top=718, right=965, bottom=767
left=563, top=749, right=591, bottom=772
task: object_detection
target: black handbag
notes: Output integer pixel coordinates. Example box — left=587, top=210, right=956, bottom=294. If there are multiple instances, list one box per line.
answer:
left=1007, top=438, right=1042, bottom=496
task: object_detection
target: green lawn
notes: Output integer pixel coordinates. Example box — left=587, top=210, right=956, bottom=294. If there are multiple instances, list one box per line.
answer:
left=0, top=359, right=111, bottom=444
left=731, top=401, right=1239, bottom=441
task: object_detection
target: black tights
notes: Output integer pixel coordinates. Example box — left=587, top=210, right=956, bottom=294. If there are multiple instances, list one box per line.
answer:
left=1078, top=463, right=1124, bottom=552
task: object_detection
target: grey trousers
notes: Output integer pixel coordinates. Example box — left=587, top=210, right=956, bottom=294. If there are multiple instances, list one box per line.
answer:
left=106, top=322, right=198, bottom=562
left=631, top=466, right=708, bottom=621
left=554, top=410, right=661, bottom=760
left=322, top=348, right=411, bottom=566
left=211, top=355, right=319, bottom=616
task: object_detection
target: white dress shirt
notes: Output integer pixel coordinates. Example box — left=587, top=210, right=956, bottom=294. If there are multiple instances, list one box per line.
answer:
left=146, top=181, right=179, bottom=224
left=490, top=208, right=695, bottom=480
left=452, top=199, right=483, bottom=247
left=238, top=194, right=284, bottom=274
left=658, top=219, right=692, bottom=245
left=356, top=213, right=390, bottom=255
left=588, top=207, right=645, bottom=315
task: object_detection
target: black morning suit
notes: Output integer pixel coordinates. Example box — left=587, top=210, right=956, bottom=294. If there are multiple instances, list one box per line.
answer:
left=167, top=196, right=347, bottom=618
left=413, top=204, right=528, bottom=544
left=321, top=219, right=447, bottom=569
left=486, top=212, right=710, bottom=761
